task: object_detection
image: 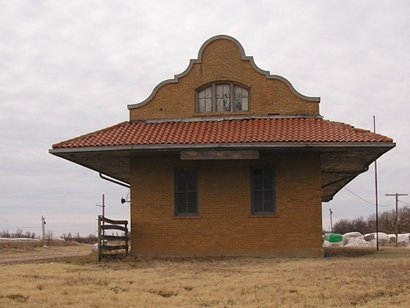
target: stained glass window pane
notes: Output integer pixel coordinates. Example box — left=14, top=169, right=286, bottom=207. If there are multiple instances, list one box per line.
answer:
left=241, top=97, right=249, bottom=111
left=204, top=98, right=212, bottom=112
left=198, top=87, right=212, bottom=113
left=197, top=83, right=248, bottom=113
left=198, top=99, right=205, bottom=112
left=234, top=86, right=249, bottom=111
left=216, top=99, right=223, bottom=112
left=205, top=87, right=212, bottom=98
left=216, top=84, right=230, bottom=112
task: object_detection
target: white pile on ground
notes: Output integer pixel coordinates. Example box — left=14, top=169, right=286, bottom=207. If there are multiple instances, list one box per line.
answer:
left=343, top=232, right=363, bottom=245
left=364, top=232, right=389, bottom=245
left=324, top=232, right=410, bottom=248
left=387, top=234, right=410, bottom=246
left=323, top=240, right=343, bottom=247
left=344, top=236, right=372, bottom=247
left=343, top=232, right=362, bottom=238
left=336, top=232, right=410, bottom=247
left=399, top=234, right=409, bottom=244
left=0, top=237, right=39, bottom=242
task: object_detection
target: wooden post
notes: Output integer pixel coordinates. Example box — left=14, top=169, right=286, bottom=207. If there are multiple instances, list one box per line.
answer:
left=97, top=215, right=102, bottom=261
left=97, top=215, right=129, bottom=261
left=125, top=221, right=129, bottom=256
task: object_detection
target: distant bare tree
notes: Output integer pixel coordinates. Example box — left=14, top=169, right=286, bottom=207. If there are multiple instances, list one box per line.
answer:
left=367, top=214, right=376, bottom=233
left=0, top=230, right=11, bottom=238
left=1, top=230, right=36, bottom=238
left=60, top=232, right=97, bottom=244
left=379, top=210, right=396, bottom=234
left=399, top=206, right=410, bottom=233
left=24, top=231, right=35, bottom=238
left=61, top=233, right=70, bottom=241
left=13, top=229, right=23, bottom=238
left=45, top=231, right=54, bottom=241
left=350, top=217, right=369, bottom=234
left=333, top=219, right=351, bottom=234
left=333, top=206, right=410, bottom=235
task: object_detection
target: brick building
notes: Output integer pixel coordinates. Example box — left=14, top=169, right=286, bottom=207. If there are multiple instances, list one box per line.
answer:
left=50, top=35, right=394, bottom=257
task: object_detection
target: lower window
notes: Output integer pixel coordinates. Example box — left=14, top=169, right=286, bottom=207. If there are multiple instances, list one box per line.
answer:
left=174, top=168, right=198, bottom=216
left=251, top=167, right=275, bottom=214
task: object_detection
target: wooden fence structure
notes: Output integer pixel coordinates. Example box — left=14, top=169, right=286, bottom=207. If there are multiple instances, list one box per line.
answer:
left=97, top=215, right=129, bottom=261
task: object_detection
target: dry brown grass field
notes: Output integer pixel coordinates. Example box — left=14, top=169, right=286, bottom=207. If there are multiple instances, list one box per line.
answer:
left=1, top=243, right=410, bottom=307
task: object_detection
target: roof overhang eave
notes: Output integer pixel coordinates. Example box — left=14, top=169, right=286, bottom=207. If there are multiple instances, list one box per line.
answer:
left=49, top=142, right=395, bottom=202
left=49, top=142, right=396, bottom=154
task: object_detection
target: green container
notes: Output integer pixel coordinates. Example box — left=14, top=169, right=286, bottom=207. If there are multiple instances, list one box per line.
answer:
left=325, top=233, right=343, bottom=243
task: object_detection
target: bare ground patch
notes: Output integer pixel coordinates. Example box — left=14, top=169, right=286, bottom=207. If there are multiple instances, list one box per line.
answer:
left=0, top=241, right=93, bottom=264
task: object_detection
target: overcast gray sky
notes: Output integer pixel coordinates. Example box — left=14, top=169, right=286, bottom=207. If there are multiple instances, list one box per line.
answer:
left=1, top=0, right=409, bottom=236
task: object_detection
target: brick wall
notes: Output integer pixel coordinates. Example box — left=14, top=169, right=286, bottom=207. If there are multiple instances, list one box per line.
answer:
left=129, top=37, right=319, bottom=121
left=130, top=152, right=323, bottom=257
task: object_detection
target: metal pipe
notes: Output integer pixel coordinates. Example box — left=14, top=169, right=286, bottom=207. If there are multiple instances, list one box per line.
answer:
left=99, top=173, right=130, bottom=188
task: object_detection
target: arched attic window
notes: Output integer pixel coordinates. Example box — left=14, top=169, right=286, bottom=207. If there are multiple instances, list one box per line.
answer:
left=197, top=82, right=249, bottom=113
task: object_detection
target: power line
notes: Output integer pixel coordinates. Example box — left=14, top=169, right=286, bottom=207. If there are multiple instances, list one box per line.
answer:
left=344, top=187, right=392, bottom=207
left=399, top=200, right=410, bottom=206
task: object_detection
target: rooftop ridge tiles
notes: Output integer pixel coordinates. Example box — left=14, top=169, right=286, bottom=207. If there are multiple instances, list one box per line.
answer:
left=143, top=114, right=323, bottom=124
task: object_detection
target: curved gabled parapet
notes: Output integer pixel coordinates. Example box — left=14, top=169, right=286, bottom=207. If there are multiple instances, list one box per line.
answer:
left=198, top=36, right=320, bottom=102
left=127, top=58, right=200, bottom=110
left=128, top=35, right=319, bottom=110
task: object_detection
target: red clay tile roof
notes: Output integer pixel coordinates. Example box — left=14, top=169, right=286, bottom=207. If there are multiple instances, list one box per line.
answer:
left=52, top=117, right=393, bottom=149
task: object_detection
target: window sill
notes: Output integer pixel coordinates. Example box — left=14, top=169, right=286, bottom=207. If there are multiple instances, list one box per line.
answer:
left=192, top=112, right=254, bottom=118
left=173, top=215, right=202, bottom=219
left=249, top=214, right=278, bottom=218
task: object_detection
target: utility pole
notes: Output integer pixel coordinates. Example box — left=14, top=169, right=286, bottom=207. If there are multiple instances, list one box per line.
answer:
left=385, top=193, right=408, bottom=247
left=96, top=194, right=105, bottom=217
left=41, top=216, right=46, bottom=240
left=373, top=116, right=380, bottom=250
left=329, top=208, right=333, bottom=232
left=96, top=194, right=106, bottom=239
